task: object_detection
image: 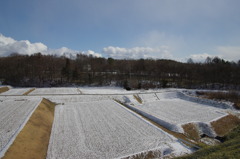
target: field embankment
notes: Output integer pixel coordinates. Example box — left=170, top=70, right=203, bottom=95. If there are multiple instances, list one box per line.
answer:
left=211, top=114, right=240, bottom=137
left=2, top=98, right=55, bottom=159
left=0, top=87, right=9, bottom=94
left=23, top=88, right=35, bottom=95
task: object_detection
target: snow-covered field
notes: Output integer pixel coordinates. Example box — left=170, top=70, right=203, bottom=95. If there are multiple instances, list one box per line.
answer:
left=0, top=88, right=32, bottom=95
left=118, top=91, right=230, bottom=135
left=138, top=93, right=159, bottom=102
left=141, top=99, right=226, bottom=133
left=0, top=96, right=41, bottom=157
left=30, top=87, right=80, bottom=95
left=47, top=100, right=190, bottom=159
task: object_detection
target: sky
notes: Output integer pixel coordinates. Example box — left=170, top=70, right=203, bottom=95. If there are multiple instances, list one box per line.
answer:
left=0, top=0, right=240, bottom=62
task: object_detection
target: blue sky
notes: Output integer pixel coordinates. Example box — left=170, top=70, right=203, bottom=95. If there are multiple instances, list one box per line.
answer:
left=0, top=0, right=240, bottom=61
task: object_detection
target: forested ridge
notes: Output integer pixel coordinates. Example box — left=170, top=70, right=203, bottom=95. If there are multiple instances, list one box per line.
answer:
left=0, top=53, right=240, bottom=90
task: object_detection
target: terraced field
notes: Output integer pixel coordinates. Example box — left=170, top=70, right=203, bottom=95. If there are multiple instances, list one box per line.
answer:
left=0, top=87, right=239, bottom=159
left=47, top=100, right=190, bottom=159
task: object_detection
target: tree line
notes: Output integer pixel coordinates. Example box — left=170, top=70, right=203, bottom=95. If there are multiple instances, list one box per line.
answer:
left=0, top=53, right=240, bottom=90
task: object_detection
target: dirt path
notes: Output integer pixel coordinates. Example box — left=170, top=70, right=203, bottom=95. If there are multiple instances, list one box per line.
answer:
left=2, top=98, right=55, bottom=159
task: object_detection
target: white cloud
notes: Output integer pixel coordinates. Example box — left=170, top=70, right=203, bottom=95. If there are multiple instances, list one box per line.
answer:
left=102, top=46, right=172, bottom=59
left=216, top=46, right=240, bottom=61
left=45, top=47, right=80, bottom=59
left=0, top=34, right=15, bottom=46
left=84, top=50, right=102, bottom=58
left=0, top=34, right=47, bottom=56
left=0, top=34, right=102, bottom=58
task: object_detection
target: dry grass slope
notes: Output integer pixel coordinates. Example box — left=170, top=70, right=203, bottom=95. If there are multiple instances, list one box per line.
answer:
left=133, top=94, right=143, bottom=104
left=0, top=87, right=9, bottom=94
left=211, top=114, right=240, bottom=137
left=2, top=98, right=55, bottom=159
left=23, top=88, right=35, bottom=95
left=182, top=123, right=201, bottom=141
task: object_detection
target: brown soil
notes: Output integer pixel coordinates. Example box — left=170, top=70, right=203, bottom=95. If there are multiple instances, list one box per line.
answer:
left=0, top=87, right=9, bottom=94
left=182, top=123, right=201, bottom=141
left=211, top=114, right=240, bottom=137
left=2, top=98, right=55, bottom=159
left=23, top=88, right=35, bottom=95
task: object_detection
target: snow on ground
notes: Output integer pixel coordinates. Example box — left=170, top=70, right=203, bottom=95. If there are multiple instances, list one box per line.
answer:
left=0, top=88, right=32, bottom=95
left=44, top=94, right=140, bottom=106
left=142, top=99, right=226, bottom=125
left=178, top=91, right=235, bottom=110
left=138, top=93, right=159, bottom=103
left=156, top=91, right=180, bottom=99
left=113, top=89, right=181, bottom=104
left=78, top=86, right=174, bottom=94
left=47, top=100, right=191, bottom=159
left=78, top=86, right=139, bottom=94
left=30, top=87, right=80, bottom=95
left=0, top=96, right=41, bottom=157
left=113, top=95, right=141, bottom=106
left=45, top=95, right=110, bottom=104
